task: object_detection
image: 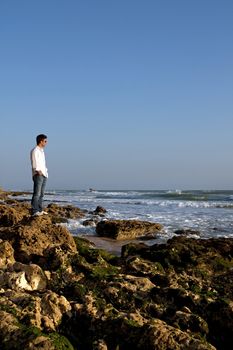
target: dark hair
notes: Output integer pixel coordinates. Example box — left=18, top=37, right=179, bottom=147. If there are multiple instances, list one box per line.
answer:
left=36, top=134, right=47, bottom=145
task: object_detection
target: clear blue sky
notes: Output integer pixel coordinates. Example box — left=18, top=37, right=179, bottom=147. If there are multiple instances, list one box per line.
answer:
left=1, top=0, right=233, bottom=190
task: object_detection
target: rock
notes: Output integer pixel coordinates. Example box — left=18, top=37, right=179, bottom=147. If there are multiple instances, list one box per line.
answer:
left=103, top=274, right=155, bottom=311
left=26, top=335, right=57, bottom=350
left=0, top=203, right=29, bottom=226
left=171, top=310, right=209, bottom=335
left=8, top=262, right=47, bottom=291
left=137, top=233, right=159, bottom=240
left=0, top=239, right=15, bottom=268
left=204, top=297, right=233, bottom=349
left=121, top=236, right=233, bottom=349
left=138, top=318, right=216, bottom=350
left=40, top=243, right=76, bottom=270
left=122, top=236, right=233, bottom=271
left=0, top=310, right=19, bottom=341
left=0, top=289, right=71, bottom=332
left=0, top=309, right=73, bottom=350
left=0, top=262, right=47, bottom=291
left=106, top=274, right=155, bottom=295
left=83, top=218, right=98, bottom=227
left=73, top=236, right=96, bottom=250
left=46, top=203, right=86, bottom=219
left=92, top=206, right=107, bottom=215
left=0, top=216, right=77, bottom=263
left=96, top=220, right=163, bottom=240
left=124, top=256, right=164, bottom=276
left=93, top=339, right=108, bottom=350
left=9, top=191, right=32, bottom=197
left=40, top=291, right=71, bottom=331
left=121, top=242, right=149, bottom=258
left=1, top=189, right=233, bottom=350
left=174, top=228, right=201, bottom=236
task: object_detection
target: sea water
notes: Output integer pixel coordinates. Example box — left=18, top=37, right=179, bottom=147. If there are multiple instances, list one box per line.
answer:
left=15, top=189, right=233, bottom=248
left=40, top=189, right=233, bottom=242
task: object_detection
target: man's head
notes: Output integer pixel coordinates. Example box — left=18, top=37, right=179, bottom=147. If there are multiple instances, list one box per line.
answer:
left=36, top=134, right=47, bottom=147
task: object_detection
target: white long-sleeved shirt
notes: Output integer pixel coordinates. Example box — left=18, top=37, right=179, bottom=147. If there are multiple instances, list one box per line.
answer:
left=30, top=146, right=48, bottom=177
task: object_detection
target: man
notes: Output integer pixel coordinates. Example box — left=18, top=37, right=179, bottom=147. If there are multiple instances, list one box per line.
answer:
left=30, top=134, right=48, bottom=216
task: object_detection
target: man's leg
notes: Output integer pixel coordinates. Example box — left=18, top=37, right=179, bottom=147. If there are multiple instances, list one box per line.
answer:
left=38, top=176, right=47, bottom=212
left=31, top=175, right=44, bottom=214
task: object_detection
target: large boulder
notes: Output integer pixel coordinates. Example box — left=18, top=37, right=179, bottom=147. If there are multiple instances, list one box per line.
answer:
left=96, top=219, right=163, bottom=240
left=0, top=215, right=77, bottom=263
left=17, top=217, right=77, bottom=263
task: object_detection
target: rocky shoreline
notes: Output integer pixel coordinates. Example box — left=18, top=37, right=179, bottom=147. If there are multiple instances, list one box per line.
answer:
left=0, top=189, right=232, bottom=349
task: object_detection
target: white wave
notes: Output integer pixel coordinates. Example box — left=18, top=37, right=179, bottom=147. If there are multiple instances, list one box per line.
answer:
left=99, top=191, right=128, bottom=196
left=64, top=219, right=96, bottom=236
left=177, top=201, right=213, bottom=208
left=166, top=189, right=182, bottom=195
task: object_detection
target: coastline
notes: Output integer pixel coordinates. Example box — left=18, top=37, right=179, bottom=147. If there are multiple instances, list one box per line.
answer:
left=9, top=188, right=233, bottom=244
left=0, top=189, right=232, bottom=349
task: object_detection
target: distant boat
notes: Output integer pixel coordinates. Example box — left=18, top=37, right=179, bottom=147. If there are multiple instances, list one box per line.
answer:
left=89, top=188, right=96, bottom=192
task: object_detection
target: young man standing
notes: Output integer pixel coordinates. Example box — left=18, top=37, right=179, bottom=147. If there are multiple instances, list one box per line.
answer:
left=30, top=134, right=48, bottom=216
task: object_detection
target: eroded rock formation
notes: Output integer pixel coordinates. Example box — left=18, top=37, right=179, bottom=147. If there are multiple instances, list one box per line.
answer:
left=0, top=190, right=232, bottom=349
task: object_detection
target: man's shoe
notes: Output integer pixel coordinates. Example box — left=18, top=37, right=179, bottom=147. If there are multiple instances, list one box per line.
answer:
left=32, top=211, right=43, bottom=217
left=41, top=211, right=48, bottom=215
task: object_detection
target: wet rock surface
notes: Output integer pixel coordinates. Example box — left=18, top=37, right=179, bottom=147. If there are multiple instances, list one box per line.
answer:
left=0, top=190, right=232, bottom=349
left=91, top=206, right=107, bottom=216
left=174, top=228, right=201, bottom=236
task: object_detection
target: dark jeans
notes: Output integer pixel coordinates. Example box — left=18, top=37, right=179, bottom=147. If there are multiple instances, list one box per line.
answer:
left=31, top=175, right=47, bottom=214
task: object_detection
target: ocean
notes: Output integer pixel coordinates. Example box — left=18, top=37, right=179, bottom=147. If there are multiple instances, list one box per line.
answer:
left=34, top=189, right=233, bottom=246
left=14, top=189, right=233, bottom=252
